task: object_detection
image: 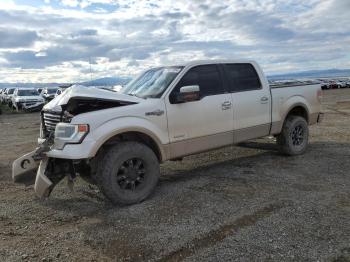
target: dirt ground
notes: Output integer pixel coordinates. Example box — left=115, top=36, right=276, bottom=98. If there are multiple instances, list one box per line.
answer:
left=0, top=89, right=349, bottom=261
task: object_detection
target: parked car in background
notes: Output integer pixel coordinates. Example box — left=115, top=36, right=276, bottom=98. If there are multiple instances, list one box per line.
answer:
left=328, top=80, right=340, bottom=89
left=41, top=87, right=58, bottom=102
left=337, top=80, right=348, bottom=88
left=55, top=88, right=65, bottom=97
left=1, top=88, right=12, bottom=103
left=2, top=88, right=8, bottom=103
left=55, top=84, right=72, bottom=97
left=11, top=88, right=45, bottom=111
left=0, top=89, right=5, bottom=103
left=3, top=88, right=15, bottom=106
left=346, top=80, right=350, bottom=88
left=318, top=80, right=331, bottom=90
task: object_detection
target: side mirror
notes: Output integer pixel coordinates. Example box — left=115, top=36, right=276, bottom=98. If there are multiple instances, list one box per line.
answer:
left=170, top=85, right=200, bottom=104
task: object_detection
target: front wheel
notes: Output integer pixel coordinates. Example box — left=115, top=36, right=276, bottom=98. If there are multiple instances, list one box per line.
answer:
left=97, top=142, right=160, bottom=205
left=277, top=116, right=309, bottom=156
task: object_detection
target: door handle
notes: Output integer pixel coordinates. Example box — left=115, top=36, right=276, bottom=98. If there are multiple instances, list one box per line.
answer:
left=260, top=96, right=269, bottom=103
left=221, top=101, right=232, bottom=110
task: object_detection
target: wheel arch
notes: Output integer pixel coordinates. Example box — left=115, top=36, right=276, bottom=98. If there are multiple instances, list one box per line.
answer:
left=285, top=104, right=309, bottom=123
left=93, top=128, right=166, bottom=162
left=272, top=101, right=310, bottom=135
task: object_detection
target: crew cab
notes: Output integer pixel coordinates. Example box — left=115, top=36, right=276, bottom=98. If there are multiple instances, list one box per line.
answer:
left=12, top=88, right=45, bottom=112
left=13, top=60, right=323, bottom=205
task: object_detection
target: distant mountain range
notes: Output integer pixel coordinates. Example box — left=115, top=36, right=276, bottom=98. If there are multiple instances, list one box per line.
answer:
left=80, top=76, right=131, bottom=86
left=268, top=68, right=350, bottom=80
left=0, top=76, right=131, bottom=88
left=0, top=82, right=61, bottom=88
left=1, top=69, right=349, bottom=88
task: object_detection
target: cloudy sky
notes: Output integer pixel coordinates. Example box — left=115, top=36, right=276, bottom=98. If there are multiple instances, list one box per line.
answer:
left=0, top=0, right=349, bottom=83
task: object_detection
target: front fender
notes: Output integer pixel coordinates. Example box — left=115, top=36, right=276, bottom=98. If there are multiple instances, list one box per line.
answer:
left=47, top=116, right=169, bottom=161
left=90, top=116, right=169, bottom=160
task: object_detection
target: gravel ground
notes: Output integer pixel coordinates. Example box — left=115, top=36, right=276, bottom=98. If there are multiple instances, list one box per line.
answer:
left=0, top=89, right=349, bottom=261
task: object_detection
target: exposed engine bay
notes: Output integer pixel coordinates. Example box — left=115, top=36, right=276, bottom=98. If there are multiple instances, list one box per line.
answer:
left=63, top=97, right=135, bottom=116
left=13, top=85, right=141, bottom=197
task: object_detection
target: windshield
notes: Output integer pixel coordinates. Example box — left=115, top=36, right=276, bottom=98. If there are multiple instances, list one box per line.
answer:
left=18, top=89, right=39, bottom=96
left=47, top=89, right=57, bottom=94
left=120, top=66, right=183, bottom=98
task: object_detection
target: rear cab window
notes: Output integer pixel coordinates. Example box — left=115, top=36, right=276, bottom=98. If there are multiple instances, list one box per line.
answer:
left=223, top=63, right=262, bottom=92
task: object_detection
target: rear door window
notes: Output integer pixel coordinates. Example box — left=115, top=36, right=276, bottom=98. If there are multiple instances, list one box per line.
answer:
left=224, top=64, right=262, bottom=92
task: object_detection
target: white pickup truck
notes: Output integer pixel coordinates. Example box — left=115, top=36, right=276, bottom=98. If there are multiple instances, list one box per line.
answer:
left=13, top=60, right=323, bottom=205
left=11, top=88, right=45, bottom=112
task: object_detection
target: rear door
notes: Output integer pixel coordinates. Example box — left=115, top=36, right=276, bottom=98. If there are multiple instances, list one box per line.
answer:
left=165, top=64, right=234, bottom=158
left=223, top=63, right=271, bottom=142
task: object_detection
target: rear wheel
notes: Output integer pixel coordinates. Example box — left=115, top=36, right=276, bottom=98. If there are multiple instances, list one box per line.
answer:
left=97, top=141, right=160, bottom=205
left=277, top=115, right=309, bottom=156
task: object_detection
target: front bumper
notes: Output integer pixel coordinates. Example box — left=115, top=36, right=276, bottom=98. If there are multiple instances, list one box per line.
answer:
left=34, top=157, right=53, bottom=198
left=17, top=101, right=44, bottom=111
left=13, top=137, right=82, bottom=198
left=12, top=143, right=54, bottom=198
left=12, top=153, right=67, bottom=198
left=12, top=150, right=40, bottom=185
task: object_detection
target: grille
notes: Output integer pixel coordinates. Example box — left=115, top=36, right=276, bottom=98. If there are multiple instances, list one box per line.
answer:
left=25, top=99, right=40, bottom=103
left=42, top=111, right=62, bottom=133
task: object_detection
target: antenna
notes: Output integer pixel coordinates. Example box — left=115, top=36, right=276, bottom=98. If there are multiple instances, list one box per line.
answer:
left=89, top=57, right=93, bottom=82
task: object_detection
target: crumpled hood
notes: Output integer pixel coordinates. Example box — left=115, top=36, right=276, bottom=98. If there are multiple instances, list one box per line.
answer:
left=43, top=85, right=143, bottom=112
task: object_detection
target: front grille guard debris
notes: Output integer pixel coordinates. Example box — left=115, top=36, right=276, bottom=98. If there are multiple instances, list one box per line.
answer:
left=33, top=133, right=53, bottom=161
left=13, top=134, right=77, bottom=198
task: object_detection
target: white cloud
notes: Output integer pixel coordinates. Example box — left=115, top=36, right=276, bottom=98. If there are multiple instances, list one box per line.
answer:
left=61, top=0, right=80, bottom=8
left=0, top=0, right=349, bottom=82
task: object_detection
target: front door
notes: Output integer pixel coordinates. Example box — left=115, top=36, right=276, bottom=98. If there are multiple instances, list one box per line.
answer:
left=165, top=64, right=234, bottom=158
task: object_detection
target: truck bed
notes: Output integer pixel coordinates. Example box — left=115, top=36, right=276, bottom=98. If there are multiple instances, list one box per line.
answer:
left=269, top=80, right=320, bottom=89
left=270, top=82, right=321, bottom=135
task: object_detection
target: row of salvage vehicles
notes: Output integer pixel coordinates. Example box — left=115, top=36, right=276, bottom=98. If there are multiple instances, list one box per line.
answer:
left=0, top=85, right=70, bottom=112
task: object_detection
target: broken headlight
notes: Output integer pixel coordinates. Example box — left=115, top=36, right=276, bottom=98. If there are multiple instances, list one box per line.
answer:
left=54, top=123, right=89, bottom=149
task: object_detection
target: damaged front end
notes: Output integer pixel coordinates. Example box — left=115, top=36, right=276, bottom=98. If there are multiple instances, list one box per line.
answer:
left=12, top=138, right=57, bottom=197
left=12, top=130, right=70, bottom=197
left=17, top=101, right=45, bottom=112
left=12, top=85, right=140, bottom=198
left=13, top=143, right=89, bottom=198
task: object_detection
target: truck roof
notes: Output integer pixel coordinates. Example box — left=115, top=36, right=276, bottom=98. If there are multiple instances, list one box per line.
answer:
left=180, top=59, right=257, bottom=67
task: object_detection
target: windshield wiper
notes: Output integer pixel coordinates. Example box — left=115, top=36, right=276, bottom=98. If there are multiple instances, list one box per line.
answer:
left=127, top=93, right=141, bottom=98
left=100, top=87, right=116, bottom=92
